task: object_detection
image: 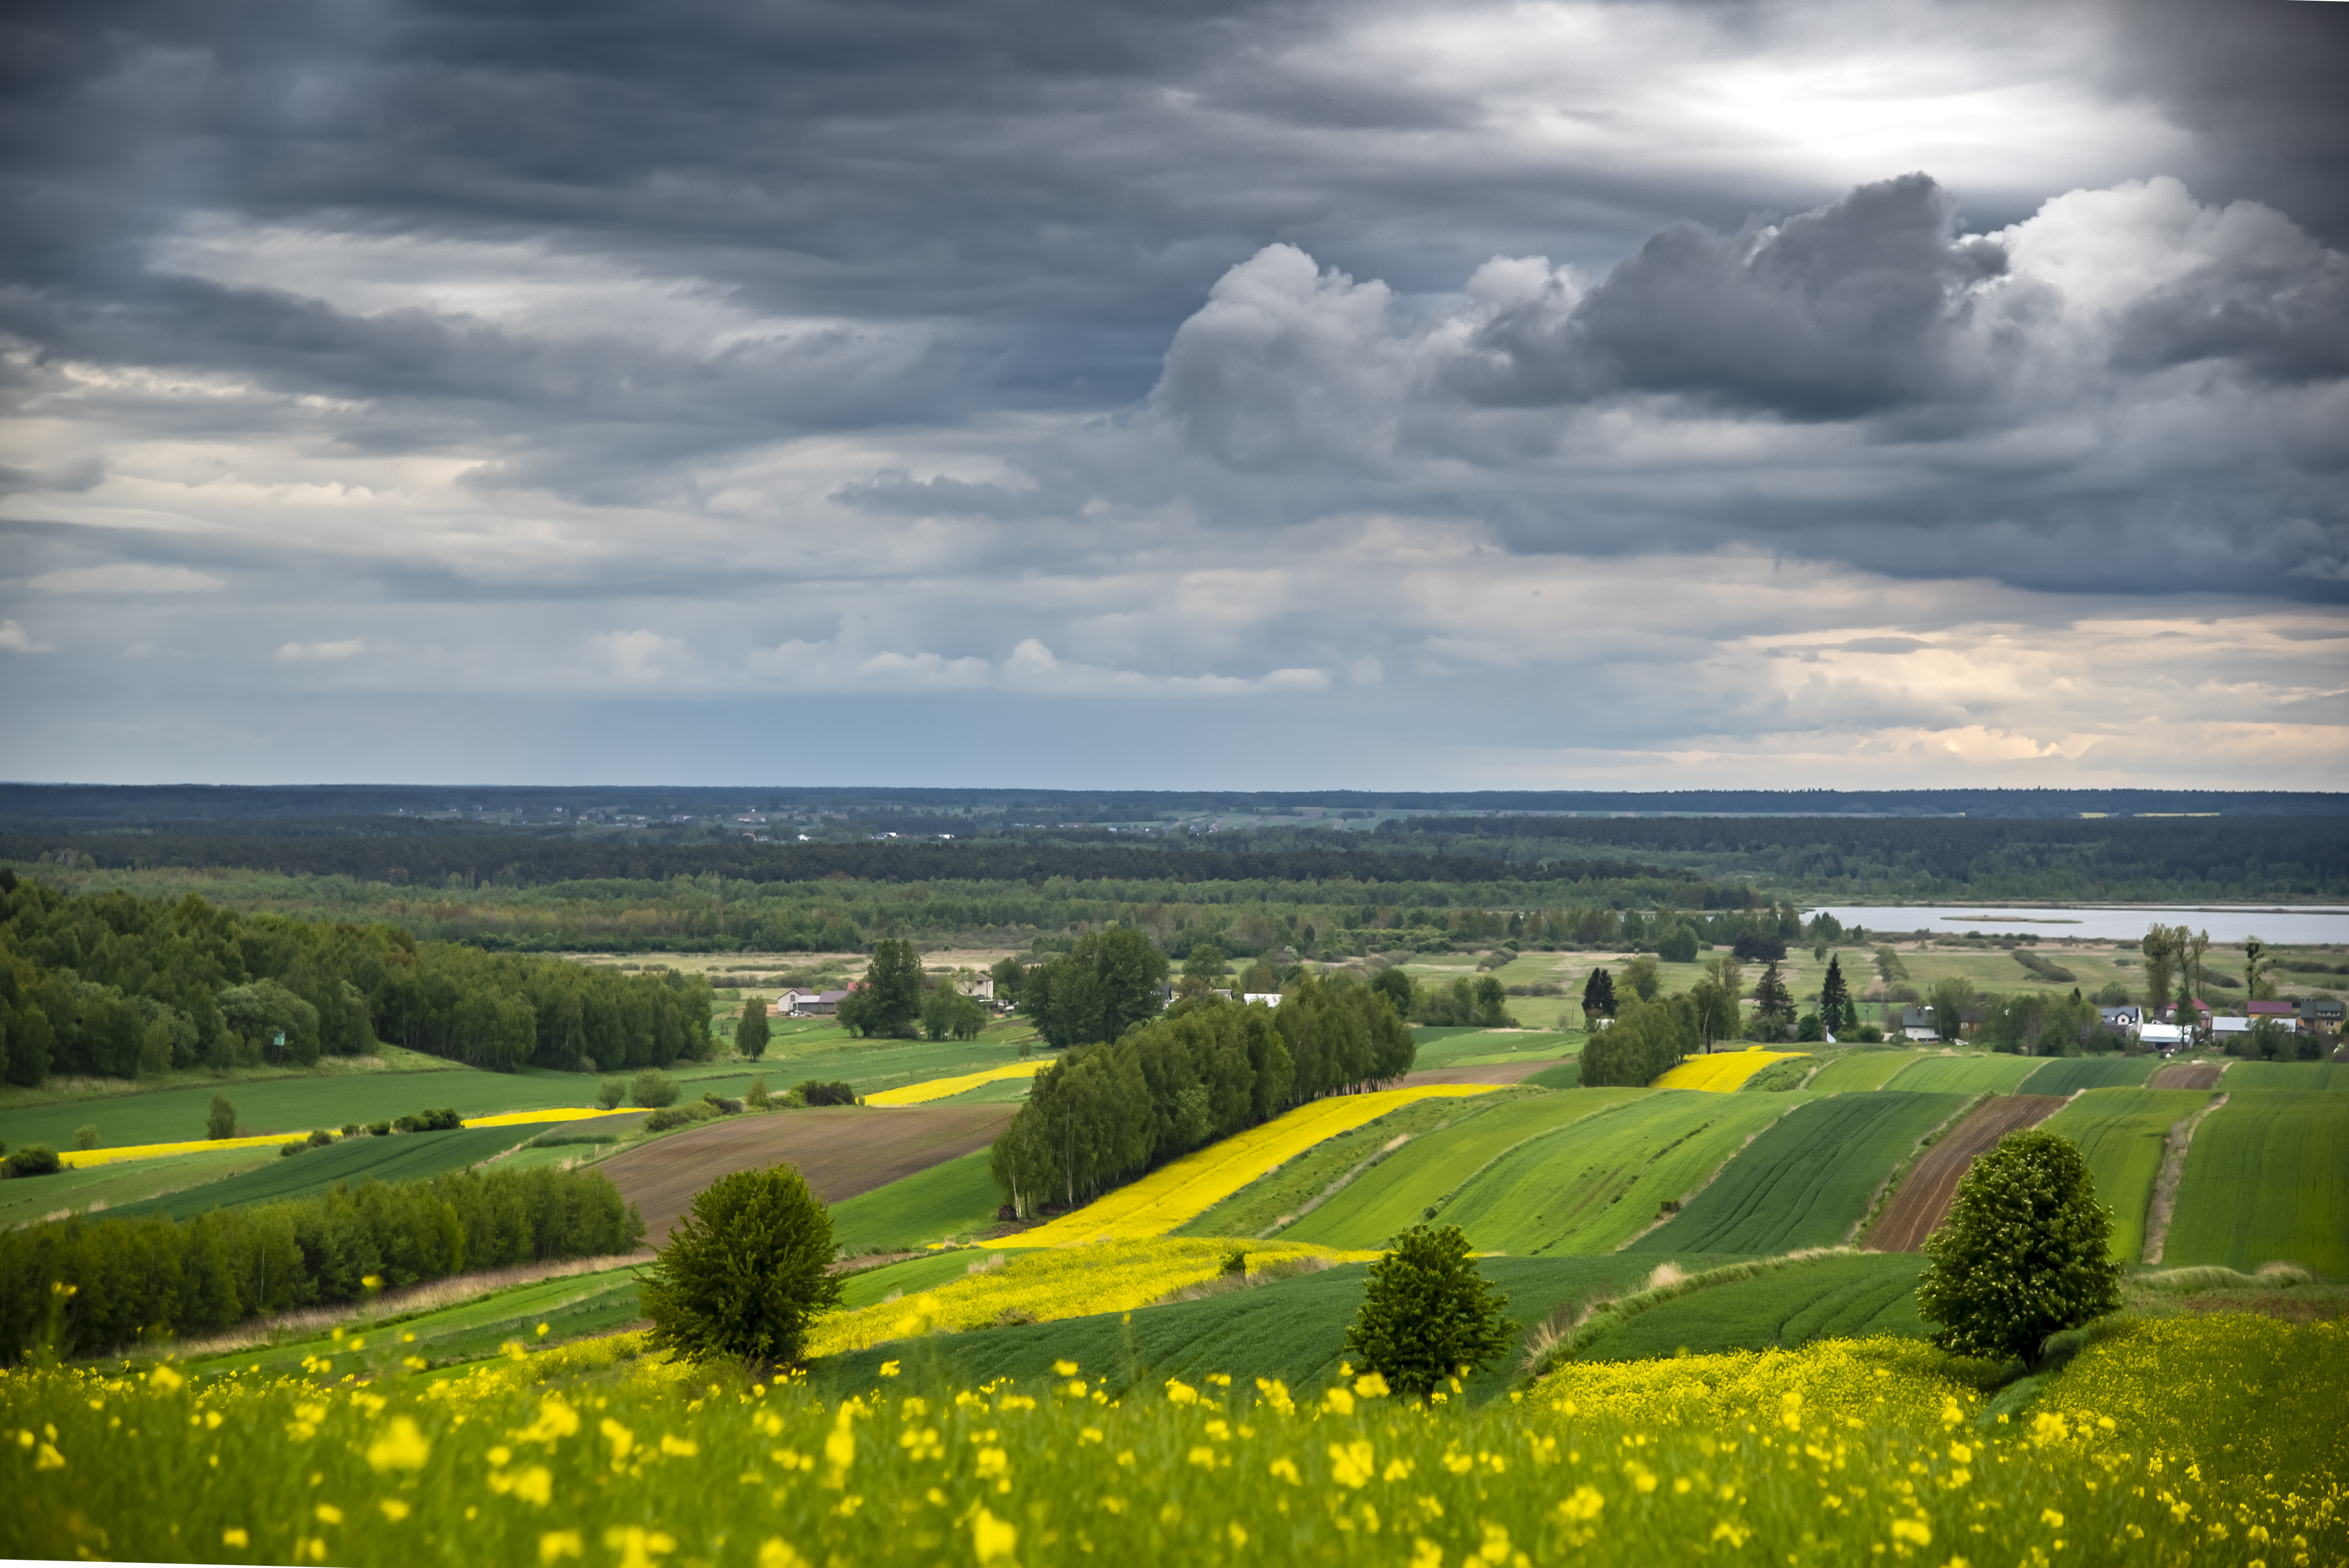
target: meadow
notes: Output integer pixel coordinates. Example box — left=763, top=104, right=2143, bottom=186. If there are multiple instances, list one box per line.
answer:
left=101, top=1126, right=537, bottom=1221
left=2165, top=1089, right=2349, bottom=1278
left=827, top=1148, right=1007, bottom=1255
left=2037, top=1087, right=2215, bottom=1262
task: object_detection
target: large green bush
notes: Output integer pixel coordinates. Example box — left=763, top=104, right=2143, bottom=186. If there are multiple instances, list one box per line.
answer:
left=639, top=1163, right=843, bottom=1371
left=1342, top=1223, right=1518, bottom=1398
left=1916, top=1128, right=2122, bottom=1369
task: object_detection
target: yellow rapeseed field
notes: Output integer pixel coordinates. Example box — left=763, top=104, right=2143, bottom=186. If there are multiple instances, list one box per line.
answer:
left=865, top=1061, right=1047, bottom=1107
left=1651, top=1050, right=1806, bottom=1093
left=55, top=1108, right=640, bottom=1169
left=1002, top=1086, right=1498, bottom=1247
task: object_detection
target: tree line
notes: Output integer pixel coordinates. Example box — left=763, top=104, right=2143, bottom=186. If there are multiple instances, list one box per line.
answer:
left=0, top=876, right=713, bottom=1085
left=989, top=976, right=1413, bottom=1218
left=0, top=1164, right=642, bottom=1364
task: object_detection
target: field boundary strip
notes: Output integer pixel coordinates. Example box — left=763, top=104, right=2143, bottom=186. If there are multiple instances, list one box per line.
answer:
left=54, top=1106, right=642, bottom=1169
left=998, top=1085, right=1499, bottom=1248
left=864, top=1059, right=1047, bottom=1106
left=2142, top=1092, right=2227, bottom=1265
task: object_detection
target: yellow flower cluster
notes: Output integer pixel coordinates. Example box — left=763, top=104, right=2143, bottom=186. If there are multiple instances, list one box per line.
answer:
left=1541, top=1336, right=1986, bottom=1432
left=1003, top=1086, right=1499, bottom=1247
left=865, top=1061, right=1047, bottom=1107
left=1651, top=1051, right=1807, bottom=1093
left=56, top=1107, right=640, bottom=1169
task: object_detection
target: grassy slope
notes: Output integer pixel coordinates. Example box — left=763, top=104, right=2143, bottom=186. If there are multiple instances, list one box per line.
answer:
left=2223, top=1061, right=2349, bottom=1092
left=1437, top=1091, right=1802, bottom=1256
left=2165, top=1089, right=2349, bottom=1278
left=1626, top=1091, right=1965, bottom=1255
left=0, top=1144, right=276, bottom=1229
left=1880, top=1054, right=2044, bottom=1095
left=837, top=1250, right=981, bottom=1309
left=1573, top=1252, right=1930, bottom=1362
left=806, top=1252, right=1751, bottom=1406
left=2016, top=1056, right=2158, bottom=1095
left=2036, top=1088, right=2213, bottom=1263
left=1278, top=1089, right=1652, bottom=1249
left=829, top=1148, right=1007, bottom=1255
left=103, top=1127, right=530, bottom=1220
left=1802, top=1051, right=1929, bottom=1093
left=1410, top=1028, right=1579, bottom=1070
left=1177, top=1091, right=1538, bottom=1240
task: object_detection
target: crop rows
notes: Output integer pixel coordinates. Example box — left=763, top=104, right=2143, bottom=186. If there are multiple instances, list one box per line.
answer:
left=1879, top=1054, right=2044, bottom=1095
left=2014, top=1055, right=2158, bottom=1095
left=2164, top=1089, right=2349, bottom=1278
left=2035, top=1087, right=2214, bottom=1262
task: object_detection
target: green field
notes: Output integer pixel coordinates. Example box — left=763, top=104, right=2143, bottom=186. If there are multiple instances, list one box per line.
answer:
left=1522, top=1060, right=1580, bottom=1089
left=1409, top=1027, right=1579, bottom=1070
left=2036, top=1087, right=2213, bottom=1263
left=1881, top=1053, right=2044, bottom=1095
left=2165, top=1089, right=2349, bottom=1278
left=1802, top=1051, right=1929, bottom=1093
left=103, top=1127, right=533, bottom=1221
left=0, top=1144, right=276, bottom=1230
left=1277, top=1089, right=1652, bottom=1248
left=1574, top=1251, right=1930, bottom=1362
left=2222, top=1060, right=2349, bottom=1092
left=807, top=1251, right=1750, bottom=1406
left=1628, top=1091, right=1965, bottom=1255
left=829, top=1148, right=1007, bottom=1255
left=1430, top=1091, right=1803, bottom=1256
left=837, top=1249, right=982, bottom=1309
left=2016, top=1055, right=2158, bottom=1095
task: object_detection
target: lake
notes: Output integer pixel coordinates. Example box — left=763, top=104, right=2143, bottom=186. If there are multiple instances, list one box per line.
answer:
left=1808, top=904, right=2349, bottom=945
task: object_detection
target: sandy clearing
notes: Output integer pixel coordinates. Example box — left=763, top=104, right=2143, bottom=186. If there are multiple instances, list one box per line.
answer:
left=1863, top=1094, right=2072, bottom=1253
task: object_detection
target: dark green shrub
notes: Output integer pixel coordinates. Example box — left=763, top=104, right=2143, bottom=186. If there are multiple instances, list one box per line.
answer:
left=639, top=1163, right=843, bottom=1371
left=595, top=1078, right=628, bottom=1110
left=630, top=1070, right=681, bottom=1108
left=1342, top=1224, right=1518, bottom=1398
left=72, top=1125, right=98, bottom=1151
left=1917, top=1128, right=2122, bottom=1370
left=5, top=1146, right=62, bottom=1178
left=367, top=1121, right=391, bottom=1137
left=745, top=1075, right=771, bottom=1110
left=306, top=1127, right=335, bottom=1148
left=279, top=1142, right=305, bottom=1157
left=393, top=1108, right=463, bottom=1133
left=341, top=1124, right=360, bottom=1137
left=206, top=1095, right=239, bottom=1141
left=796, top=1080, right=857, bottom=1106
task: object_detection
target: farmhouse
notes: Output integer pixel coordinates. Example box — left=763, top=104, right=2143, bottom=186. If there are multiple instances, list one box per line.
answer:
left=2100, top=1005, right=2141, bottom=1034
left=1899, top=1006, right=1938, bottom=1042
left=770, top=988, right=850, bottom=1017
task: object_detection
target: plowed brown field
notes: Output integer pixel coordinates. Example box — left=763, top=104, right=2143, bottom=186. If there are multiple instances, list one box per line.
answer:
left=600, top=1105, right=1014, bottom=1243
left=1864, top=1094, right=2071, bottom=1252
left=2150, top=1061, right=2225, bottom=1091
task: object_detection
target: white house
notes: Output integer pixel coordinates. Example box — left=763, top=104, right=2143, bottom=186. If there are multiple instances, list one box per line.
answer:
left=1242, top=992, right=1283, bottom=1006
left=2139, top=1021, right=2188, bottom=1049
left=2211, top=1017, right=2253, bottom=1040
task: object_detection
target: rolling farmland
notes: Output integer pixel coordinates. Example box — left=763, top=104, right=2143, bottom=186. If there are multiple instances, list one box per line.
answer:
left=2036, top=1087, right=2214, bottom=1261
left=1881, top=1054, right=2045, bottom=1095
left=2163, top=1090, right=2349, bottom=1278
left=827, top=1147, right=1007, bottom=1255
left=2222, top=1061, right=2349, bottom=1092
left=1574, top=1251, right=1930, bottom=1361
left=2017, top=1055, right=2158, bottom=1095
left=1277, top=1089, right=1652, bottom=1248
left=1434, top=1091, right=1801, bottom=1256
left=102, top=1127, right=533, bottom=1220
left=1803, top=1051, right=1929, bottom=1094
left=1627, top=1091, right=1965, bottom=1255
left=1864, top=1094, right=2071, bottom=1251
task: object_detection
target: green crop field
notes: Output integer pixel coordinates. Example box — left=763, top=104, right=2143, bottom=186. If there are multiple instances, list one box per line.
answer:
left=837, top=1249, right=983, bottom=1310
left=1410, top=1028, right=1579, bottom=1070
left=0, top=1144, right=275, bottom=1230
left=1431, top=1091, right=1802, bottom=1256
left=2165, top=1089, right=2349, bottom=1278
left=2016, top=1056, right=2158, bottom=1095
left=1522, top=1059, right=1580, bottom=1090
left=1802, top=1051, right=1929, bottom=1093
left=2037, top=1087, right=2213, bottom=1262
left=2223, top=1061, right=2349, bottom=1092
left=1880, top=1053, right=2044, bottom=1095
left=102, top=1127, right=533, bottom=1220
left=1628, top=1091, right=1965, bottom=1255
left=829, top=1148, right=1007, bottom=1255
left=1277, top=1088, right=1652, bottom=1248
left=807, top=1251, right=1751, bottom=1407
left=1573, top=1251, right=1930, bottom=1362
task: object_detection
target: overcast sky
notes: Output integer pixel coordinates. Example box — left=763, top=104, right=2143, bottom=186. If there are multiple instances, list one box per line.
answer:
left=3, top=0, right=2345, bottom=790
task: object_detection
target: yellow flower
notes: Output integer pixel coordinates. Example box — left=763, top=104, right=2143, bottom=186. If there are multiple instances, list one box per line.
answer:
left=148, top=1365, right=184, bottom=1393
left=971, top=1507, right=1019, bottom=1563
left=1412, top=1540, right=1444, bottom=1568
left=1329, top=1440, right=1375, bottom=1489
left=1323, top=1386, right=1356, bottom=1417
left=758, top=1541, right=808, bottom=1568
left=518, top=1396, right=580, bottom=1444
left=602, top=1418, right=636, bottom=1462
left=1475, top=1523, right=1512, bottom=1564
left=315, top=1504, right=344, bottom=1526
left=1890, top=1518, right=1931, bottom=1546
left=976, top=1447, right=1010, bottom=1479
left=602, top=1526, right=676, bottom=1568
left=223, top=1529, right=250, bottom=1548
left=1165, top=1379, right=1199, bottom=1405
left=379, top=1500, right=411, bottom=1522
left=1948, top=1442, right=1973, bottom=1464
left=34, top=1442, right=65, bottom=1471
left=539, top=1531, right=583, bottom=1564
left=879, top=1361, right=901, bottom=1377
left=1053, top=1359, right=1080, bottom=1377
left=1354, top=1371, right=1391, bottom=1399
left=660, top=1435, right=697, bottom=1457
left=1270, top=1457, right=1302, bottom=1485
left=1556, top=1487, right=1605, bottom=1524
left=2042, top=1508, right=2066, bottom=1529
left=1187, top=1446, right=1217, bottom=1469
left=367, top=1416, right=432, bottom=1473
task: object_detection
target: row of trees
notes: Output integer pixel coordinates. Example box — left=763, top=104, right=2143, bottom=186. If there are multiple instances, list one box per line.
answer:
left=0, top=1164, right=643, bottom=1364
left=0, top=879, right=714, bottom=1084
left=989, top=977, right=1413, bottom=1218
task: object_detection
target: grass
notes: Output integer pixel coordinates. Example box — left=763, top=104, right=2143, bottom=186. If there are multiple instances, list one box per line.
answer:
left=1879, top=1053, right=2045, bottom=1095
left=2222, top=1059, right=2349, bottom=1091
left=2014, top=1055, right=2158, bottom=1095
left=1408, top=1028, right=1579, bottom=1070
left=1628, top=1091, right=1967, bottom=1255
left=98, top=1126, right=534, bottom=1221
left=1522, top=1060, right=1580, bottom=1089
left=1433, top=1091, right=1802, bottom=1256
left=1175, top=1090, right=1539, bottom=1241
left=1277, top=1089, right=1654, bottom=1249
left=0, top=1143, right=275, bottom=1230
left=1570, top=1251, right=1931, bottom=1362
left=0, top=1040, right=456, bottom=1114
left=1800, top=1050, right=1930, bottom=1093
left=828, top=1148, right=1007, bottom=1255
left=2164, top=1088, right=2349, bottom=1278
left=2036, top=1087, right=2215, bottom=1262
left=836, top=1250, right=983, bottom=1309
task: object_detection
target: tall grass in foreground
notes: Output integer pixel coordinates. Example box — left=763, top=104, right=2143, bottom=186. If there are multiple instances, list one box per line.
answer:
left=4, top=1317, right=2341, bottom=1564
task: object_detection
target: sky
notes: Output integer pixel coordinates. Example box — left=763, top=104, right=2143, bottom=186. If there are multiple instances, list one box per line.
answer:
left=2, top=0, right=2345, bottom=791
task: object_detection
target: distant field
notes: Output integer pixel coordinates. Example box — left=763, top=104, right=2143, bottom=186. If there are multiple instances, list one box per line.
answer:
left=1410, top=1028, right=1579, bottom=1071
left=2038, top=1087, right=2214, bottom=1262
left=2017, top=1056, right=2158, bottom=1095
left=1574, top=1252, right=1930, bottom=1362
left=2223, top=1061, right=2349, bottom=1093
left=828, top=1147, right=1007, bottom=1255
left=1864, top=1094, right=2071, bottom=1252
left=1803, top=1051, right=1928, bottom=1094
left=1882, top=1054, right=2044, bottom=1095
left=1629, top=1091, right=1965, bottom=1256
left=2165, top=1090, right=2349, bottom=1278
left=1653, top=1050, right=1806, bottom=1093
left=1435, top=1091, right=1802, bottom=1256
left=1278, top=1089, right=1652, bottom=1249
left=837, top=1250, right=977, bottom=1309
left=0, top=1144, right=273, bottom=1230
left=102, top=1127, right=532, bottom=1220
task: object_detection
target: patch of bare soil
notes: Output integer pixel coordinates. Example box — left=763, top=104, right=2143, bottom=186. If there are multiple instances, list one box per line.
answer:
left=1863, top=1094, right=2071, bottom=1253
left=2150, top=1061, right=2225, bottom=1091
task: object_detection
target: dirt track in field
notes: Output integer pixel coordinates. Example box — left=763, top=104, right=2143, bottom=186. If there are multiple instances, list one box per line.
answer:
left=2150, top=1061, right=2226, bottom=1090
left=1398, top=1059, right=1569, bottom=1087
left=599, top=1105, right=1015, bottom=1244
left=1864, top=1094, right=2072, bottom=1253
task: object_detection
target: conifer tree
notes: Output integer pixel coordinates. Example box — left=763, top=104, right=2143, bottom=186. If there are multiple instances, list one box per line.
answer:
left=1817, top=954, right=1852, bottom=1033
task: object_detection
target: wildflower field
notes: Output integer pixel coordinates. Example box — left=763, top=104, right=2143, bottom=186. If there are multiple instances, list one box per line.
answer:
left=1651, top=1050, right=1808, bottom=1093
left=6, top=1314, right=2341, bottom=1566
